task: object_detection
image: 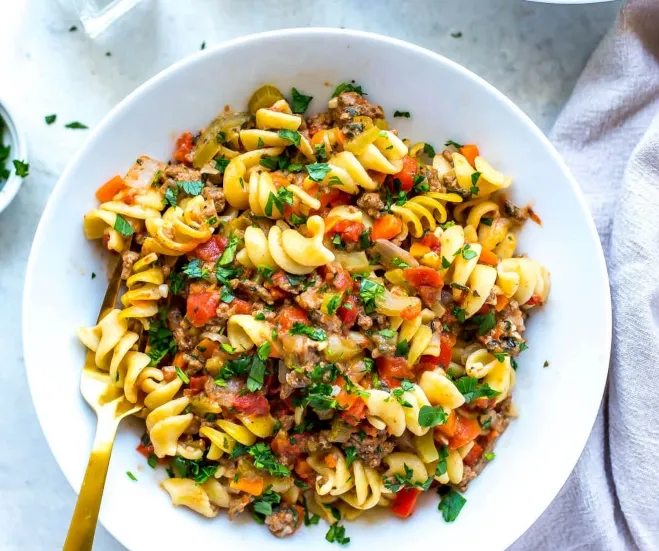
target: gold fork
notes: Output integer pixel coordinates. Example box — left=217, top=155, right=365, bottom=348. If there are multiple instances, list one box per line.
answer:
left=63, top=260, right=145, bottom=551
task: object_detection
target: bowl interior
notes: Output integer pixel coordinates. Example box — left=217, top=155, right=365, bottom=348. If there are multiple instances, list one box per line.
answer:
left=23, top=29, right=610, bottom=551
left=0, top=100, right=27, bottom=214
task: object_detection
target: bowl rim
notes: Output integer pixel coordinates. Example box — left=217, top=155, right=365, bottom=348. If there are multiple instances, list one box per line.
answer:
left=0, top=97, right=28, bottom=215
left=23, top=27, right=612, bottom=551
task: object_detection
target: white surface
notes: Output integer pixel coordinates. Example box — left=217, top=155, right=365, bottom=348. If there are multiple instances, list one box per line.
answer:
left=23, top=28, right=611, bottom=551
left=0, top=1, right=620, bottom=550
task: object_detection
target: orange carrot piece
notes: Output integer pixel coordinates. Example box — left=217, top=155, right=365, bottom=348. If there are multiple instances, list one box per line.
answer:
left=96, top=175, right=127, bottom=202
left=459, top=144, right=479, bottom=167
left=479, top=248, right=499, bottom=266
left=495, top=295, right=510, bottom=312
left=230, top=476, right=264, bottom=496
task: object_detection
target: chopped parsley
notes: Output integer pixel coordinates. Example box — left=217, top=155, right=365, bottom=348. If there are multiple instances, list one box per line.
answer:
left=215, top=157, right=230, bottom=173
left=200, top=41, right=206, bottom=50
left=246, top=341, right=270, bottom=392
left=376, top=329, right=396, bottom=339
left=126, top=471, right=137, bottom=481
left=257, top=265, right=275, bottom=281
left=452, top=306, right=466, bottom=323
left=359, top=278, right=385, bottom=314
left=423, top=143, right=436, bottom=157
left=461, top=243, right=478, bottom=260
left=345, top=446, right=357, bottom=468
left=180, top=180, right=204, bottom=196
left=359, top=230, right=372, bottom=250
left=290, top=213, right=308, bottom=226
left=445, top=140, right=463, bottom=149
left=484, top=452, right=495, bottom=461
left=331, top=82, right=364, bottom=97
left=326, top=523, right=350, bottom=545
left=413, top=173, right=430, bottom=193
left=543, top=360, right=549, bottom=368
left=175, top=366, right=189, bottom=384
left=481, top=417, right=492, bottom=430
left=164, top=186, right=178, bottom=207
left=471, top=310, right=496, bottom=335
left=418, top=405, right=448, bottom=427
left=315, top=143, right=328, bottom=160
left=217, top=234, right=239, bottom=265
left=265, top=187, right=294, bottom=217
left=171, top=456, right=218, bottom=484
left=65, top=121, right=88, bottom=129
left=248, top=442, right=290, bottom=477
left=454, top=376, right=500, bottom=403
left=435, top=445, right=449, bottom=476
left=481, top=217, right=493, bottom=226
left=168, top=271, right=184, bottom=294
left=441, top=256, right=452, bottom=269
left=383, top=463, right=432, bottom=493
left=182, top=258, right=209, bottom=279
left=470, top=171, right=481, bottom=195
left=493, top=352, right=507, bottom=363
left=391, top=257, right=410, bottom=269
left=395, top=339, right=409, bottom=358
left=147, top=454, right=158, bottom=469
left=113, top=214, right=134, bottom=236
left=146, top=309, right=177, bottom=366
left=289, top=322, right=327, bottom=342
left=519, top=342, right=529, bottom=352
left=438, top=489, right=466, bottom=522
left=393, top=110, right=411, bottom=118
left=45, top=114, right=57, bottom=125
left=291, top=87, right=313, bottom=114
left=326, top=295, right=341, bottom=316
left=278, top=129, right=301, bottom=146
left=252, top=488, right=281, bottom=516
left=305, top=162, right=331, bottom=182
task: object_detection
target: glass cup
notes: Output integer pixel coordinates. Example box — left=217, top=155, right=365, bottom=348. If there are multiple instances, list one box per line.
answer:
left=63, top=0, right=141, bottom=37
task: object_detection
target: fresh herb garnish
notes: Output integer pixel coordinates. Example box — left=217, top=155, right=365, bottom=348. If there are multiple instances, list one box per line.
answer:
left=345, top=446, right=357, bottom=468
left=126, top=471, right=137, bottom=481
left=359, top=278, right=385, bottom=314
left=418, top=405, right=448, bottom=427
left=391, top=257, right=410, bottom=269
left=289, top=322, right=327, bottom=342
left=278, top=129, right=301, bottom=146
left=45, top=114, right=57, bottom=125
left=291, top=87, right=313, bottom=114
left=326, top=523, right=350, bottom=545
left=164, top=186, right=178, bottom=207
left=305, top=162, right=331, bottom=182
left=182, top=258, right=209, bottom=279
left=454, top=376, right=500, bottom=403
left=438, top=489, right=466, bottom=522
left=445, top=140, right=463, bottom=149
left=215, top=157, right=230, bottom=173
left=113, top=214, right=134, bottom=236
left=331, top=82, right=364, bottom=97
left=471, top=310, right=495, bottom=335
left=393, top=110, right=411, bottom=118
left=171, top=456, right=218, bottom=484
left=146, top=309, right=177, bottom=366
left=181, top=180, right=204, bottom=196
left=451, top=306, right=466, bottom=323
left=175, top=366, right=189, bottom=384
left=326, top=295, right=341, bottom=316
left=423, top=143, right=436, bottom=157
left=246, top=341, right=270, bottom=392
left=217, top=234, right=239, bottom=265
left=248, top=442, right=290, bottom=477
left=65, top=121, right=88, bottom=129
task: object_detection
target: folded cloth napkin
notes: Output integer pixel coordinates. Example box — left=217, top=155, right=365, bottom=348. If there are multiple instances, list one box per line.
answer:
left=511, top=1, right=659, bottom=549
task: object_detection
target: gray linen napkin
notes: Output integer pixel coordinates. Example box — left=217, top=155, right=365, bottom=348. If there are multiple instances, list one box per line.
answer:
left=512, top=1, right=659, bottom=549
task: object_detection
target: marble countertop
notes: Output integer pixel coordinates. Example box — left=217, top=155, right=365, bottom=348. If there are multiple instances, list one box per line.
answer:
left=0, top=0, right=621, bottom=549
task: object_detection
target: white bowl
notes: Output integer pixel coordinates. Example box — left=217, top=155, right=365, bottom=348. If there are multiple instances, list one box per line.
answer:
left=0, top=98, right=28, bottom=215
left=23, top=28, right=611, bottom=551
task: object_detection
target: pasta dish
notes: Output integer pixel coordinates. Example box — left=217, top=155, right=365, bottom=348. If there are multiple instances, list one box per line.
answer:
left=78, top=83, right=549, bottom=542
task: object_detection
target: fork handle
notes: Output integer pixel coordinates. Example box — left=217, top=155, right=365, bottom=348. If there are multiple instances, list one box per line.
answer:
left=63, top=414, right=120, bottom=551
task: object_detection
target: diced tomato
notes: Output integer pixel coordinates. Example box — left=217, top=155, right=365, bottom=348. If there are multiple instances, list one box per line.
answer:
left=360, top=421, right=379, bottom=438
left=233, top=393, right=270, bottom=416
left=341, top=397, right=367, bottom=426
left=390, top=488, right=421, bottom=519
left=173, top=131, right=194, bottom=164
left=332, top=264, right=353, bottom=292
left=526, top=295, right=542, bottom=307
left=495, top=295, right=510, bottom=312
left=96, top=175, right=127, bottom=203
left=400, top=302, right=421, bottom=321
left=186, top=290, right=220, bottom=327
left=230, top=475, right=264, bottom=496
left=136, top=442, right=154, bottom=459
left=294, top=459, right=315, bottom=484
left=434, top=410, right=457, bottom=438
left=462, top=442, right=484, bottom=468
left=448, top=415, right=481, bottom=450
left=371, top=214, right=403, bottom=241
left=415, top=285, right=439, bottom=308
left=391, top=156, right=418, bottom=192
left=458, top=144, right=479, bottom=167
left=313, top=187, right=352, bottom=209
left=186, top=375, right=208, bottom=396
left=478, top=248, right=499, bottom=266
left=230, top=298, right=252, bottom=315
left=421, top=334, right=454, bottom=368
left=421, top=233, right=441, bottom=252
left=277, top=306, right=309, bottom=333
left=376, top=357, right=414, bottom=388
left=324, top=453, right=338, bottom=468
left=191, top=235, right=228, bottom=262
left=327, top=220, right=365, bottom=243
left=403, top=267, right=443, bottom=288
left=271, top=431, right=305, bottom=458
left=337, top=295, right=358, bottom=328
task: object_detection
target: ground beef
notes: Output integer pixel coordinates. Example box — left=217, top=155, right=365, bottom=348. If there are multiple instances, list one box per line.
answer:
left=167, top=308, right=196, bottom=352
left=204, top=377, right=244, bottom=408
left=232, top=280, right=275, bottom=305
left=504, top=200, right=530, bottom=223
left=183, top=353, right=204, bottom=375
left=308, top=309, right=342, bottom=333
left=304, top=432, right=333, bottom=454
left=370, top=333, right=396, bottom=358
left=228, top=493, right=253, bottom=519
left=201, top=185, right=226, bottom=214
left=164, top=164, right=201, bottom=182
left=423, top=166, right=446, bottom=192
left=480, top=299, right=527, bottom=355
left=348, top=430, right=395, bottom=468
left=120, top=250, right=139, bottom=280
left=201, top=198, right=217, bottom=221
left=330, top=92, right=385, bottom=129
left=265, top=506, right=302, bottom=538
left=307, top=112, right=333, bottom=136
left=457, top=411, right=511, bottom=492
left=281, top=334, right=323, bottom=370
left=356, top=192, right=385, bottom=218
left=356, top=311, right=373, bottom=331
left=295, top=285, right=324, bottom=311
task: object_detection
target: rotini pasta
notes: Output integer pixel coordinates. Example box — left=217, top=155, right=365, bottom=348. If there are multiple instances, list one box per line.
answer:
left=78, top=82, right=549, bottom=540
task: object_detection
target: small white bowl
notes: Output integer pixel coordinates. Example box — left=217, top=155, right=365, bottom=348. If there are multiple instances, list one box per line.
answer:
left=23, top=28, right=611, bottom=551
left=0, top=99, right=28, bottom=214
